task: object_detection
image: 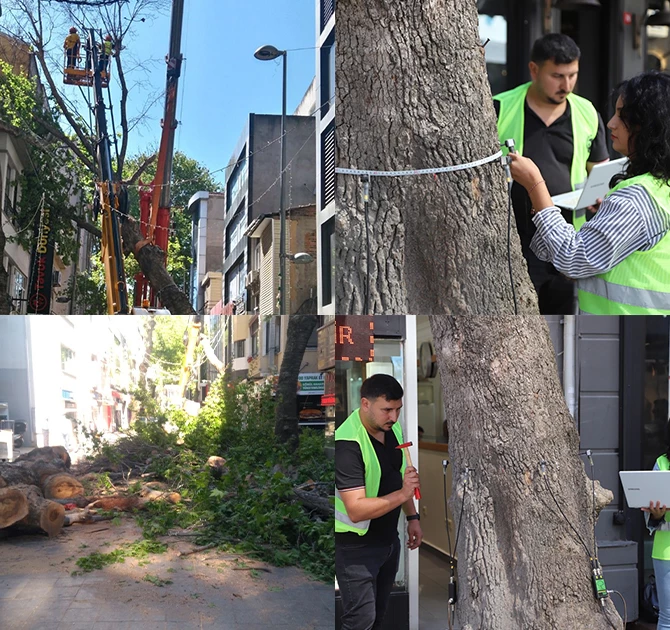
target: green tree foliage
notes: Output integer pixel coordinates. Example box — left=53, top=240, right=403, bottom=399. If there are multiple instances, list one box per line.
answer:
left=0, top=59, right=90, bottom=266
left=151, top=316, right=190, bottom=383
left=123, top=152, right=221, bottom=293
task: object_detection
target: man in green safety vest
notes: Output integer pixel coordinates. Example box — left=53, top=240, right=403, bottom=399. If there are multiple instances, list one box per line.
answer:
left=98, top=35, right=114, bottom=74
left=336, top=374, right=422, bottom=629
left=494, top=33, right=608, bottom=315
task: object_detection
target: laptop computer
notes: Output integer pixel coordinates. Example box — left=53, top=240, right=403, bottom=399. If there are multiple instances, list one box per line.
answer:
left=619, top=470, right=670, bottom=508
left=551, top=157, right=628, bottom=210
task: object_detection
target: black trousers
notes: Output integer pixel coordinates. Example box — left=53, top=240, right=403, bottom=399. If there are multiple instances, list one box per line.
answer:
left=336, top=537, right=401, bottom=630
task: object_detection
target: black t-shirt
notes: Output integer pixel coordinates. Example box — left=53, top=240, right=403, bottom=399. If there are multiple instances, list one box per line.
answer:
left=336, top=428, right=403, bottom=546
left=494, top=98, right=609, bottom=247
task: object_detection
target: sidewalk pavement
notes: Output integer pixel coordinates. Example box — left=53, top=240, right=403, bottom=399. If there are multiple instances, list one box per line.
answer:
left=0, top=518, right=334, bottom=630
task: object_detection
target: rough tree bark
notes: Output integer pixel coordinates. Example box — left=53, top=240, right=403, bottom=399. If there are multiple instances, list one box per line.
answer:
left=274, top=299, right=318, bottom=449
left=429, top=316, right=622, bottom=630
left=121, top=218, right=195, bottom=315
left=337, top=1, right=538, bottom=314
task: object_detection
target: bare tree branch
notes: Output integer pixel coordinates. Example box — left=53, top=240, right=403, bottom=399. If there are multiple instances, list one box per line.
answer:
left=126, top=152, right=156, bottom=185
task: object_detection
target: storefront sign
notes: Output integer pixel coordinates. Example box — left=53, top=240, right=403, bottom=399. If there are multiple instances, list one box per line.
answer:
left=335, top=316, right=374, bottom=362
left=27, top=205, right=55, bottom=314
left=317, top=320, right=336, bottom=370
left=297, top=373, right=325, bottom=395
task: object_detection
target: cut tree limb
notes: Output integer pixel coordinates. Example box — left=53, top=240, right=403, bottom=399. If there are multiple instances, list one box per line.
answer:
left=0, top=463, right=39, bottom=488
left=42, top=473, right=85, bottom=500
left=293, top=483, right=334, bottom=518
left=0, top=487, right=30, bottom=528
left=12, top=484, right=65, bottom=537
left=15, top=446, right=71, bottom=469
left=121, top=217, right=195, bottom=315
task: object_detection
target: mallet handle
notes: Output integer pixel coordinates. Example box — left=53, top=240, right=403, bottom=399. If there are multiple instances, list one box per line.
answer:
left=401, top=447, right=421, bottom=500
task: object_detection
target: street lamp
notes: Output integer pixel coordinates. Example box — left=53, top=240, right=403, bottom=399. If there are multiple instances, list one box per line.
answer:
left=254, top=44, right=288, bottom=315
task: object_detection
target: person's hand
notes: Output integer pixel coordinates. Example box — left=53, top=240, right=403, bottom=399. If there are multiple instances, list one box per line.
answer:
left=508, top=153, right=543, bottom=191
left=407, top=519, right=423, bottom=550
left=586, top=198, right=603, bottom=218
left=642, top=500, right=667, bottom=520
left=402, top=466, right=420, bottom=501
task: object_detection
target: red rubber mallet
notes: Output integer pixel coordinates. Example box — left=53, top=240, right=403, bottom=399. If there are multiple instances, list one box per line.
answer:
left=396, top=441, right=421, bottom=500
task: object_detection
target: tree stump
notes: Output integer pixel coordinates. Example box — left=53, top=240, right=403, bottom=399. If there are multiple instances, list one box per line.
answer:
left=0, top=487, right=30, bottom=528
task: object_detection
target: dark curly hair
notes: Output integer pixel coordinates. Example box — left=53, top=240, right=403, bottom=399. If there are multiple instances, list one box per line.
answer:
left=611, top=71, right=670, bottom=186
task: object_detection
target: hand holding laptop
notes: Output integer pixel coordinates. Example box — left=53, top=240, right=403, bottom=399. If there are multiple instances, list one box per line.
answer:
left=642, top=500, right=667, bottom=520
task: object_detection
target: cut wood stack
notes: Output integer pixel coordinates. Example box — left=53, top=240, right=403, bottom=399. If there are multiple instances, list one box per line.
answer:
left=0, top=447, right=81, bottom=537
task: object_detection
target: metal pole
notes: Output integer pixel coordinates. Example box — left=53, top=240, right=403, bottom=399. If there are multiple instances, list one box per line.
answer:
left=279, top=51, right=287, bottom=315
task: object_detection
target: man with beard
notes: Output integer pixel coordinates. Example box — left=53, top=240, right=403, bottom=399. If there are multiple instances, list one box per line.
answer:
left=494, top=33, right=609, bottom=315
left=335, top=374, right=422, bottom=629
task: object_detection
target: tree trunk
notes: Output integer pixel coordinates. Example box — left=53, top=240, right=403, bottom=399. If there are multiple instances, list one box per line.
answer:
left=337, top=1, right=538, bottom=314
left=42, top=473, right=85, bottom=500
left=12, top=484, right=65, bottom=537
left=0, top=487, right=29, bottom=528
left=429, top=316, right=622, bottom=629
left=121, top=217, right=196, bottom=315
left=274, top=303, right=319, bottom=449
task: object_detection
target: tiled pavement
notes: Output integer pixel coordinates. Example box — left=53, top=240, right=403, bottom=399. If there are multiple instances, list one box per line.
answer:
left=0, top=523, right=334, bottom=630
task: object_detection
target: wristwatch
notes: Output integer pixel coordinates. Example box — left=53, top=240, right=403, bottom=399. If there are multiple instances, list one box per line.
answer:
left=406, top=514, right=420, bottom=521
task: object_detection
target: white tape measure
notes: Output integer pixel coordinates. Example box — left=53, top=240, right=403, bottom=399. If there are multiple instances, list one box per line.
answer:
left=335, top=150, right=503, bottom=177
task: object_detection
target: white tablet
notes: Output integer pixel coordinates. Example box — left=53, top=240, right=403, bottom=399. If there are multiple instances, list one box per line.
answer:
left=552, top=157, right=628, bottom=210
left=619, top=470, right=670, bottom=509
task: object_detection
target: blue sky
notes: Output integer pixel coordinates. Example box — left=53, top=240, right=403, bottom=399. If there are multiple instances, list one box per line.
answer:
left=119, top=0, right=317, bottom=186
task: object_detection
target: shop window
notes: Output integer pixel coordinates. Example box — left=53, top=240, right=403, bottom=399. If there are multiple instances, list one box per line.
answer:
left=478, top=5, right=508, bottom=96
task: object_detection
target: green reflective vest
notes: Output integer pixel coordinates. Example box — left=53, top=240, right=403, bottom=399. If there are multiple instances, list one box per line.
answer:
left=102, top=40, right=113, bottom=55
left=494, top=82, right=599, bottom=229
left=652, top=455, right=670, bottom=561
left=577, top=174, right=670, bottom=315
left=335, top=409, right=406, bottom=536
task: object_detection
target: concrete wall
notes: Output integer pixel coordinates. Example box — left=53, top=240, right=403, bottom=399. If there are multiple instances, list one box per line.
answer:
left=247, top=114, right=316, bottom=223
left=287, top=206, right=317, bottom=313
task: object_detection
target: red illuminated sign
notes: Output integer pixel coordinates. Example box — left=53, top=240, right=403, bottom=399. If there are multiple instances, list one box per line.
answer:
left=335, top=316, right=374, bottom=362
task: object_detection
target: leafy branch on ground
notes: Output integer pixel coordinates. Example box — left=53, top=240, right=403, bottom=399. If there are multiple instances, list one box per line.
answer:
left=76, top=376, right=334, bottom=582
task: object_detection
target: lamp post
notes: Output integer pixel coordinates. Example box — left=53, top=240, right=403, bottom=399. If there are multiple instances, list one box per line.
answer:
left=254, top=44, right=288, bottom=315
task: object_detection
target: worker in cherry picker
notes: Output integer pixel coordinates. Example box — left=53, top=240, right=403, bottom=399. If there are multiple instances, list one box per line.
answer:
left=63, top=27, right=80, bottom=69
left=98, top=35, right=114, bottom=74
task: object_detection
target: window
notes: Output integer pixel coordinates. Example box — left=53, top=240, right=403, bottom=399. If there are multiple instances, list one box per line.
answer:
left=321, top=217, right=335, bottom=307
left=9, top=266, right=26, bottom=314
left=61, top=345, right=75, bottom=373
left=320, top=0, right=335, bottom=31
left=234, top=340, right=245, bottom=358
left=225, top=258, right=246, bottom=304
left=321, top=122, right=335, bottom=208
left=250, top=321, right=259, bottom=357
left=227, top=151, right=248, bottom=211
left=478, top=6, right=507, bottom=96
left=226, top=207, right=246, bottom=258
left=320, top=34, right=335, bottom=115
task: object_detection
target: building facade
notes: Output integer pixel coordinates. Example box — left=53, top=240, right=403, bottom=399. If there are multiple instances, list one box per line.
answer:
left=315, top=0, right=336, bottom=315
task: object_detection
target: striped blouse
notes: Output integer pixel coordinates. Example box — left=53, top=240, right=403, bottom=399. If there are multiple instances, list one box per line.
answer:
left=530, top=184, right=670, bottom=279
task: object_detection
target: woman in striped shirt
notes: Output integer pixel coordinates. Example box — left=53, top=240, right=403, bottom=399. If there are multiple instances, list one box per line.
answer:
left=509, top=71, right=670, bottom=314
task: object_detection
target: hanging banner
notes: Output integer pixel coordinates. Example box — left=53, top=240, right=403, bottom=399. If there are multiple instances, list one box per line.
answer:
left=27, top=205, right=55, bottom=314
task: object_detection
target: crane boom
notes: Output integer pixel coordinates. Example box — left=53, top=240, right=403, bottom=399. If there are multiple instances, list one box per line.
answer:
left=90, top=29, right=128, bottom=315
left=136, top=0, right=185, bottom=308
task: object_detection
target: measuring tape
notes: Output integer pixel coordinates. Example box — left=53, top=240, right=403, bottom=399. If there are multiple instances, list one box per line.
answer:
left=335, top=150, right=503, bottom=177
